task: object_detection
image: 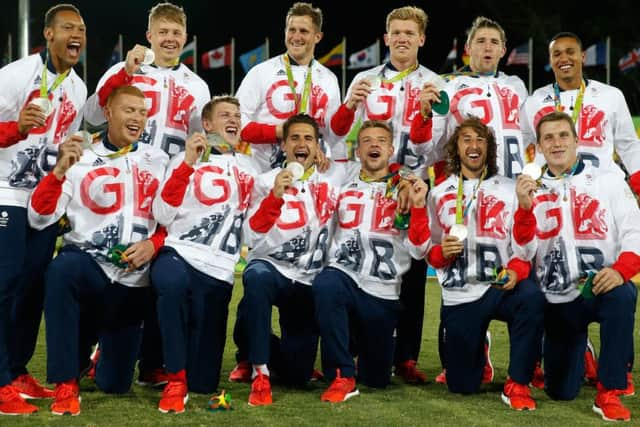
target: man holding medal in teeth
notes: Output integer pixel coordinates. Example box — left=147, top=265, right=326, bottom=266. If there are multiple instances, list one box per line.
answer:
left=0, top=3, right=87, bottom=414
left=427, top=116, right=544, bottom=410
left=330, top=5, right=443, bottom=386
left=515, top=111, right=640, bottom=422
left=148, top=95, right=256, bottom=413
left=28, top=85, right=168, bottom=416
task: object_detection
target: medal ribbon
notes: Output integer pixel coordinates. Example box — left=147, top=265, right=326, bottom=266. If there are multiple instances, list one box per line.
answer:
left=283, top=54, right=313, bottom=114
left=40, top=52, right=70, bottom=99
left=92, top=143, right=138, bottom=159
left=381, top=63, right=418, bottom=84
left=553, top=80, right=585, bottom=124
left=359, top=170, right=398, bottom=198
left=455, top=167, right=487, bottom=225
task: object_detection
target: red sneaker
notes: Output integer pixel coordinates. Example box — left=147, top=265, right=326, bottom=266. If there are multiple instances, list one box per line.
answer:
left=11, top=374, right=54, bottom=399
left=86, top=346, right=100, bottom=380
left=310, top=368, right=324, bottom=382
left=593, top=383, right=631, bottom=422
left=158, top=371, right=188, bottom=414
left=229, top=361, right=251, bottom=383
left=395, top=360, right=427, bottom=384
left=0, top=384, right=38, bottom=415
left=434, top=369, right=447, bottom=384
left=501, top=378, right=536, bottom=411
left=482, top=331, right=494, bottom=384
left=248, top=371, right=272, bottom=406
left=530, top=361, right=545, bottom=390
left=51, top=380, right=81, bottom=416
left=615, top=372, right=635, bottom=397
left=320, top=370, right=359, bottom=403
left=584, top=339, right=598, bottom=385
left=136, top=368, right=170, bottom=388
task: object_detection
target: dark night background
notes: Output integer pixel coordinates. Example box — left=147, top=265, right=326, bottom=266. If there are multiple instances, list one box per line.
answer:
left=3, top=0, right=640, bottom=113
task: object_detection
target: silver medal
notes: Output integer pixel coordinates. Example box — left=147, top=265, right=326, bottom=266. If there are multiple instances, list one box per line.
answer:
left=449, top=223, right=468, bottom=241
left=31, top=97, right=53, bottom=117
left=286, top=161, right=304, bottom=181
left=522, top=163, right=542, bottom=180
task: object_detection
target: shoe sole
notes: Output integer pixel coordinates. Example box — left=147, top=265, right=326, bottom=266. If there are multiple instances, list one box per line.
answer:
left=0, top=408, right=38, bottom=415
left=158, top=394, right=189, bottom=414
left=501, top=393, right=536, bottom=411
left=321, top=389, right=360, bottom=403
left=19, top=392, right=54, bottom=400
left=51, top=396, right=81, bottom=416
left=592, top=404, right=630, bottom=422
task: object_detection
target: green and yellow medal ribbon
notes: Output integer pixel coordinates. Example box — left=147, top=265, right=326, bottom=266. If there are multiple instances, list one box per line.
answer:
left=553, top=79, right=585, bottom=124
left=41, top=52, right=70, bottom=99
left=455, top=167, right=487, bottom=225
left=380, top=63, right=418, bottom=85
left=283, top=54, right=313, bottom=114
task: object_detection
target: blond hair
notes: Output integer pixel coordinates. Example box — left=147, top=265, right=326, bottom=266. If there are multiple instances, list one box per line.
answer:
left=148, top=2, right=186, bottom=30
left=386, top=6, right=428, bottom=34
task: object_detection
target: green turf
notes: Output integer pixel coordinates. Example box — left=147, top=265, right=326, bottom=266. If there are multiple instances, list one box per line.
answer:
left=9, top=278, right=640, bottom=426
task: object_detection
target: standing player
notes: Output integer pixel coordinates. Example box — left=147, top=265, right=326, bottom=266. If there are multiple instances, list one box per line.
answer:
left=313, top=120, right=430, bottom=403
left=84, top=1, right=211, bottom=385
left=432, top=16, right=527, bottom=178
left=28, top=86, right=169, bottom=416
left=0, top=3, right=87, bottom=414
left=150, top=96, right=256, bottom=414
left=427, top=116, right=544, bottom=409
left=431, top=15, right=528, bottom=385
left=515, top=111, right=640, bottom=422
left=229, top=1, right=343, bottom=381
left=235, top=2, right=343, bottom=172
left=330, top=5, right=441, bottom=384
left=235, top=114, right=351, bottom=406
left=521, top=31, right=640, bottom=389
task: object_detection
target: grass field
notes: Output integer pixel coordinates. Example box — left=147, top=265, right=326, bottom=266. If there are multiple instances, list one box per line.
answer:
left=9, top=278, right=640, bottom=426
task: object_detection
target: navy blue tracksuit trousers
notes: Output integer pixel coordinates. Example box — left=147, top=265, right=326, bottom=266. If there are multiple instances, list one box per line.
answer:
left=150, top=247, right=232, bottom=394
left=441, top=279, right=545, bottom=394
left=235, top=260, right=317, bottom=385
left=45, top=246, right=147, bottom=393
left=313, top=267, right=401, bottom=388
left=543, top=282, right=637, bottom=400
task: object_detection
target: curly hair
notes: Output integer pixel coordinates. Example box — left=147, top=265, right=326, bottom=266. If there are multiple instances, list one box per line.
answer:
left=445, top=116, right=498, bottom=178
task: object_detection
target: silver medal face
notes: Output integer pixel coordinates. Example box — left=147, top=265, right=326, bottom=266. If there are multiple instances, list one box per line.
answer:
left=398, top=166, right=413, bottom=180
left=286, top=161, right=304, bottom=181
left=74, top=130, right=93, bottom=149
left=31, top=97, right=53, bottom=117
left=522, top=163, right=542, bottom=180
left=366, top=75, right=382, bottom=91
left=449, top=223, right=468, bottom=241
left=142, top=48, right=155, bottom=65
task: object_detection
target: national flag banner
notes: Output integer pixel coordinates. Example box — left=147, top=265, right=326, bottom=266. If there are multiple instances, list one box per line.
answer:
left=348, top=41, right=379, bottom=69
left=239, top=43, right=267, bottom=73
left=202, top=43, right=232, bottom=69
left=180, top=40, right=196, bottom=65
left=618, top=48, right=640, bottom=73
left=318, top=40, right=344, bottom=67
left=506, top=42, right=529, bottom=66
left=584, top=41, right=606, bottom=66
